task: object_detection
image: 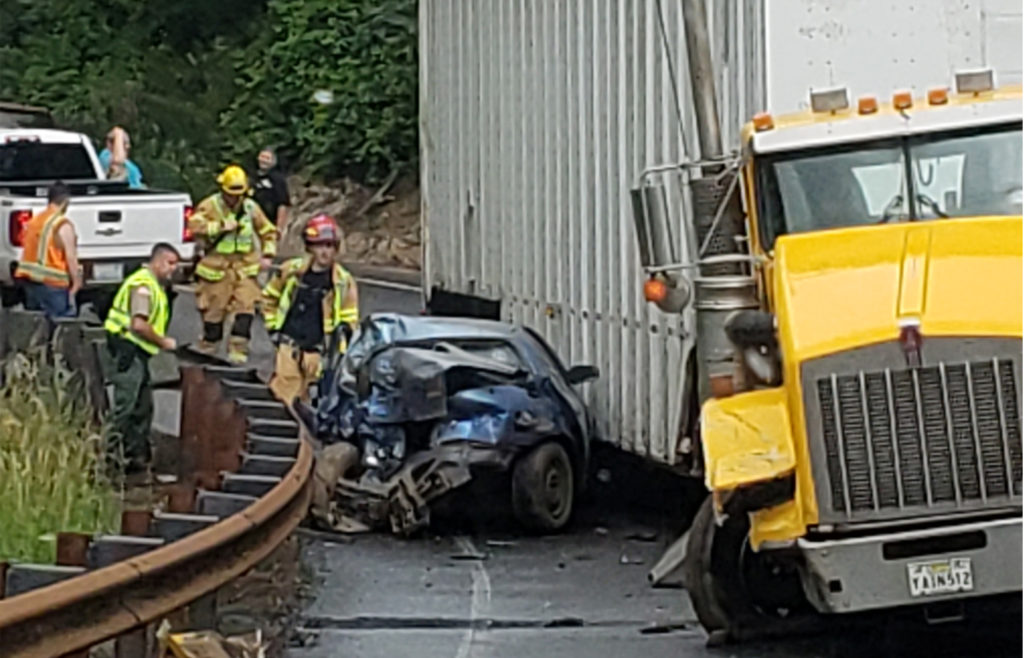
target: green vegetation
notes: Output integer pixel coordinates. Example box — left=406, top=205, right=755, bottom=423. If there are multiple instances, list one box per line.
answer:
left=0, top=0, right=418, bottom=197
left=0, top=351, right=119, bottom=563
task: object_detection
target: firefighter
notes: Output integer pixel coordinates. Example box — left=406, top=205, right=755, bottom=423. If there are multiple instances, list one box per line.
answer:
left=188, top=165, right=277, bottom=363
left=263, top=214, right=359, bottom=405
left=103, top=243, right=180, bottom=475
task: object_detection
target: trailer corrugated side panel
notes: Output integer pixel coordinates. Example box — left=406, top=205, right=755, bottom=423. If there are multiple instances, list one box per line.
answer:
left=419, top=0, right=765, bottom=464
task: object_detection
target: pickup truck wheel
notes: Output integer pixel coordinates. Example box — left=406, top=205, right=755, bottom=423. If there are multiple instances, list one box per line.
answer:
left=1, top=286, right=22, bottom=309
left=511, top=441, right=574, bottom=532
left=683, top=497, right=811, bottom=641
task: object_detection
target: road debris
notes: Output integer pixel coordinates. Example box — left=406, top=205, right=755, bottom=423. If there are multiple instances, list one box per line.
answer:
left=156, top=620, right=266, bottom=658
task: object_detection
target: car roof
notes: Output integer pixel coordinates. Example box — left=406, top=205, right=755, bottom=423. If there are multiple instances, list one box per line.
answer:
left=362, top=313, right=524, bottom=343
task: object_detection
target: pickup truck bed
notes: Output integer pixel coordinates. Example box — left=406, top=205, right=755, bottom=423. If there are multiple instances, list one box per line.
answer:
left=0, top=127, right=196, bottom=309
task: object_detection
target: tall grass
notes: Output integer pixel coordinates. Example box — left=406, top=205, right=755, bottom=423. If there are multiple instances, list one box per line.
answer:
left=0, top=350, right=120, bottom=563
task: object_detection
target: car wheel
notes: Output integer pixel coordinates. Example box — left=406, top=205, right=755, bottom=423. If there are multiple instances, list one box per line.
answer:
left=511, top=441, right=574, bottom=532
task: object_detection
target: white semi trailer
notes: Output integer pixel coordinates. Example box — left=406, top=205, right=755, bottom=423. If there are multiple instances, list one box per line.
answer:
left=418, top=0, right=1022, bottom=469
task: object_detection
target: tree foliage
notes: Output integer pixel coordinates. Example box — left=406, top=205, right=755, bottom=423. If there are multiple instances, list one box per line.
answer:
left=0, top=0, right=417, bottom=196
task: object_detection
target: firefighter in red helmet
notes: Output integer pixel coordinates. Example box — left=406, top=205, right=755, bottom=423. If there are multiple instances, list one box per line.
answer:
left=262, top=214, right=359, bottom=404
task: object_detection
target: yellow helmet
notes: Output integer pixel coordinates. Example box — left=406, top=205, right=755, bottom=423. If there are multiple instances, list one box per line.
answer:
left=216, top=165, right=249, bottom=196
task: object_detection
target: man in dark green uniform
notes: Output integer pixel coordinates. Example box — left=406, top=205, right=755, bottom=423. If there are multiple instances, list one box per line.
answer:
left=103, top=243, right=180, bottom=475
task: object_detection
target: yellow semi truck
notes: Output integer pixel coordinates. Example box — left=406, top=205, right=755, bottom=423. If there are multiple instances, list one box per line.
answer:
left=649, top=75, right=1022, bottom=637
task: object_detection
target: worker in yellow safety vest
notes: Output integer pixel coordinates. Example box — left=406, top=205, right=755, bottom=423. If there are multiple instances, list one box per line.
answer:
left=103, top=243, right=180, bottom=475
left=188, top=165, right=277, bottom=363
left=263, top=214, right=359, bottom=405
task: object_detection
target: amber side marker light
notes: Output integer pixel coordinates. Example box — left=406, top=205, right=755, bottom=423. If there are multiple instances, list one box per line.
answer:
left=857, top=95, right=878, bottom=114
left=752, top=112, right=774, bottom=132
left=928, top=87, right=949, bottom=105
left=893, top=90, right=913, bottom=110
left=644, top=277, right=668, bottom=304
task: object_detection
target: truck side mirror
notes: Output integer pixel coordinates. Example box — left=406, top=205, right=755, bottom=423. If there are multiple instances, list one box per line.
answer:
left=630, top=181, right=692, bottom=314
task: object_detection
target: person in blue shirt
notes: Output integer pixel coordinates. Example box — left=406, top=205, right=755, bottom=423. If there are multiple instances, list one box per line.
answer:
left=98, top=126, right=144, bottom=189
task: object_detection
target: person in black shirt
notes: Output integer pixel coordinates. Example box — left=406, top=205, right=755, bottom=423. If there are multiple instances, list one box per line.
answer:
left=263, top=214, right=359, bottom=404
left=252, top=147, right=291, bottom=233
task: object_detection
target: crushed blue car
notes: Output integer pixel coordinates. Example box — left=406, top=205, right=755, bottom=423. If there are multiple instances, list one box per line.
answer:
left=312, top=313, right=599, bottom=534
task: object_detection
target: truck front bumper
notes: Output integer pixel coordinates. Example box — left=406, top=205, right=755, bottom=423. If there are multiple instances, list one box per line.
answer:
left=797, top=516, right=1022, bottom=613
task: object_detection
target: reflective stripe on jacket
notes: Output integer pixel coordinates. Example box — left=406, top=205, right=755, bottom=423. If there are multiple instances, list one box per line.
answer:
left=188, top=194, right=277, bottom=281
left=262, top=256, right=358, bottom=336
left=14, top=208, right=71, bottom=288
left=103, top=267, right=169, bottom=355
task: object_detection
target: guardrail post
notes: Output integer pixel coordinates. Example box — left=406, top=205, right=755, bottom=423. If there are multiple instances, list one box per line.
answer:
left=167, top=483, right=197, bottom=514
left=55, top=533, right=91, bottom=658
left=55, top=532, right=91, bottom=567
left=121, top=509, right=153, bottom=537
left=179, top=366, right=207, bottom=488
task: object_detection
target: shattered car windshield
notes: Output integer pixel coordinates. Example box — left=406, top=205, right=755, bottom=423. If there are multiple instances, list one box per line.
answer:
left=757, top=121, right=1023, bottom=247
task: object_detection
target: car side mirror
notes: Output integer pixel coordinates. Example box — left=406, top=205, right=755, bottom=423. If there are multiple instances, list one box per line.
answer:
left=566, top=365, right=599, bottom=385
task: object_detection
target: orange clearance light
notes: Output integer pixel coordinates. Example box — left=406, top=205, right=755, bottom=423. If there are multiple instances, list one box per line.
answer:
left=927, top=87, right=949, bottom=105
left=857, top=95, right=879, bottom=114
left=709, top=373, right=735, bottom=398
left=893, top=90, right=913, bottom=110
left=752, top=112, right=774, bottom=132
left=644, top=277, right=668, bottom=304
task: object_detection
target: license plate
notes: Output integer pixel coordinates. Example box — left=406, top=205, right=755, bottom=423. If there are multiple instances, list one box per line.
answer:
left=92, top=262, right=124, bottom=282
left=907, top=557, right=974, bottom=597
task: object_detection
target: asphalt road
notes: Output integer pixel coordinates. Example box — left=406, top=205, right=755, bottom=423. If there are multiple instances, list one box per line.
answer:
left=162, top=279, right=1020, bottom=658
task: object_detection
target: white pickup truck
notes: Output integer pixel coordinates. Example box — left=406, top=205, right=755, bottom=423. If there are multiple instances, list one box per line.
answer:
left=0, top=127, right=196, bottom=309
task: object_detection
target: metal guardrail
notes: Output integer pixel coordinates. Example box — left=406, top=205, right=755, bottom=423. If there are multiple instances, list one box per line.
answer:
left=0, top=311, right=313, bottom=657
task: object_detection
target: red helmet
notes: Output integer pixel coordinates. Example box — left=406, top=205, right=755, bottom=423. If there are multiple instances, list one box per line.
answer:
left=304, top=214, right=340, bottom=245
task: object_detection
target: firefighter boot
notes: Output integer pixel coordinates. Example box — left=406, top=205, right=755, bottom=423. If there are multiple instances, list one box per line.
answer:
left=198, top=322, right=223, bottom=355
left=227, top=313, right=255, bottom=364
left=227, top=337, right=249, bottom=364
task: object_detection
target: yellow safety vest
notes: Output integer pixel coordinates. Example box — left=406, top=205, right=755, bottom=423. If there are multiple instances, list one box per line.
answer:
left=263, top=256, right=358, bottom=336
left=103, top=266, right=170, bottom=355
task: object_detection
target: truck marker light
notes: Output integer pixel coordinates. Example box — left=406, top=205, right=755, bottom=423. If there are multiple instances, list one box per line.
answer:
left=752, top=112, right=774, bottom=132
left=709, top=373, right=735, bottom=398
left=927, top=87, right=949, bottom=105
left=644, top=277, right=668, bottom=304
left=857, top=95, right=879, bottom=114
left=893, top=90, right=913, bottom=110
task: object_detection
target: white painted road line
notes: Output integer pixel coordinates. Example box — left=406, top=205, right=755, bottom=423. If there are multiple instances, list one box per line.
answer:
left=454, top=535, right=492, bottom=658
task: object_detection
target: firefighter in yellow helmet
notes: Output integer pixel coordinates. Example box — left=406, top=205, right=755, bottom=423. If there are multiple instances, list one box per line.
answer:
left=188, top=165, right=278, bottom=363
left=263, top=214, right=358, bottom=405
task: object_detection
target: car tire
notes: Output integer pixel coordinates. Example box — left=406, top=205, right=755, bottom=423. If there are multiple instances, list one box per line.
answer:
left=511, top=441, right=574, bottom=532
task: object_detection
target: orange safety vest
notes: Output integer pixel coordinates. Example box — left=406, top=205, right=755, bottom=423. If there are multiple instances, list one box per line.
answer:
left=14, top=208, right=71, bottom=288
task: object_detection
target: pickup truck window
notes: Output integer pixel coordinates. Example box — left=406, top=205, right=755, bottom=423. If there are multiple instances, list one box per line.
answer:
left=0, top=142, right=96, bottom=182
left=757, top=122, right=1023, bottom=248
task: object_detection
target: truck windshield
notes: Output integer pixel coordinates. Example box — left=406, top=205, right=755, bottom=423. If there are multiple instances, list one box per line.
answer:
left=756, top=122, right=1023, bottom=248
left=0, top=142, right=97, bottom=182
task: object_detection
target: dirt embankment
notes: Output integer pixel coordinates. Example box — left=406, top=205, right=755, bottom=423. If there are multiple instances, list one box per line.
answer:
left=280, top=175, right=421, bottom=270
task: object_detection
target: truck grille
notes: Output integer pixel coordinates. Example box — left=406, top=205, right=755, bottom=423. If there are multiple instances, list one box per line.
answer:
left=814, top=358, right=1022, bottom=519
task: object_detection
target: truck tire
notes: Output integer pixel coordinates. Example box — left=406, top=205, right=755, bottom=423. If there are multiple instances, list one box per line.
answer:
left=511, top=441, right=574, bottom=532
left=682, top=497, right=811, bottom=641
left=1, top=285, right=22, bottom=309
